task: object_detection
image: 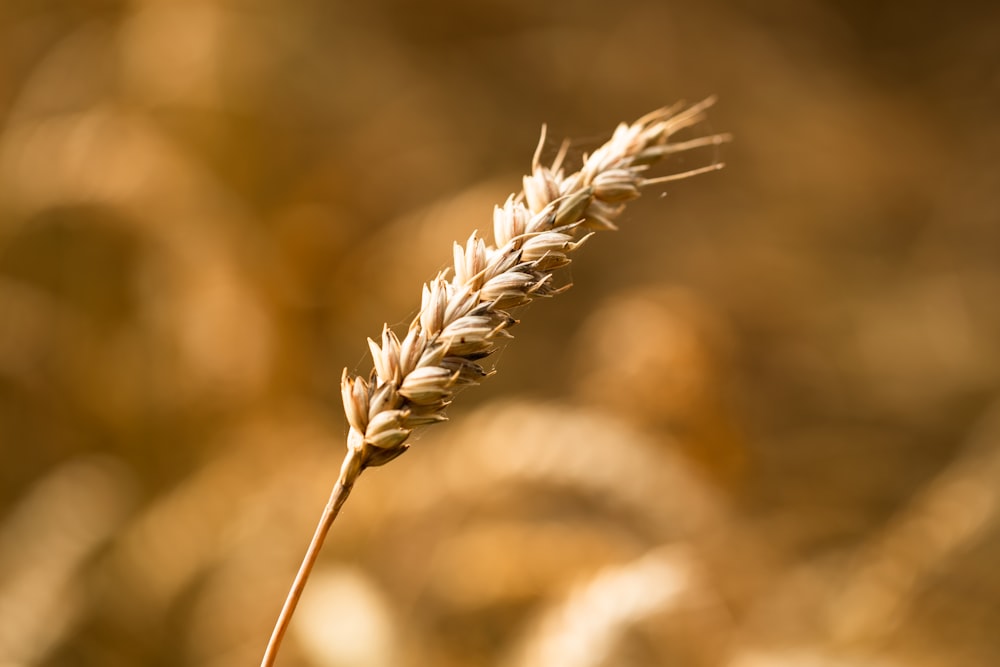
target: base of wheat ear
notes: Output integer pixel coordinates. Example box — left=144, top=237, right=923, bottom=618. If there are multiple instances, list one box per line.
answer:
left=261, top=99, right=728, bottom=667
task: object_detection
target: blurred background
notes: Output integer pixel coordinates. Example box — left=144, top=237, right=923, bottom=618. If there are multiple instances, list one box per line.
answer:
left=2, top=0, right=999, bottom=665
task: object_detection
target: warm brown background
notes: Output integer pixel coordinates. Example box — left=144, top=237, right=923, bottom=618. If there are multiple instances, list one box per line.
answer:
left=2, top=1, right=999, bottom=666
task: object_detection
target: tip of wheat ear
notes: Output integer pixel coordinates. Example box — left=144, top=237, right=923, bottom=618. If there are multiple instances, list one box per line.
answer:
left=341, top=99, right=728, bottom=480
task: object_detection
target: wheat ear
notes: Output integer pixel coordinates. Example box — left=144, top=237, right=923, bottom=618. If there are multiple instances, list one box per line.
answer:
left=261, top=99, right=728, bottom=667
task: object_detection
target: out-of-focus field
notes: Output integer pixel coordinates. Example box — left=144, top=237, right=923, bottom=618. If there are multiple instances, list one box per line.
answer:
left=2, top=1, right=999, bottom=666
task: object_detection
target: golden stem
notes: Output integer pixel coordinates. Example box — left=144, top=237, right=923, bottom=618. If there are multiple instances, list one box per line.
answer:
left=260, top=449, right=360, bottom=667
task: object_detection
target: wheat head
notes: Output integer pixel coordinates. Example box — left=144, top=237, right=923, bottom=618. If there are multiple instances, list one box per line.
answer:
left=338, top=98, right=728, bottom=485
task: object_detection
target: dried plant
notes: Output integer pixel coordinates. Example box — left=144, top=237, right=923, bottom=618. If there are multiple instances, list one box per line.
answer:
left=507, top=546, right=711, bottom=667
left=261, top=99, right=728, bottom=666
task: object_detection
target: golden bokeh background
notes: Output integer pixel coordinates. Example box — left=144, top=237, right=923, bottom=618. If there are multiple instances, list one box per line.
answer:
left=2, top=1, right=999, bottom=666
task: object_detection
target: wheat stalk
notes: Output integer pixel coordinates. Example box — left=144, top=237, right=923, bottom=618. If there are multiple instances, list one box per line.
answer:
left=261, top=99, right=728, bottom=666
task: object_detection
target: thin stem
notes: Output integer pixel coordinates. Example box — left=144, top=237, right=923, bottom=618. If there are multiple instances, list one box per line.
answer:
left=260, top=453, right=359, bottom=667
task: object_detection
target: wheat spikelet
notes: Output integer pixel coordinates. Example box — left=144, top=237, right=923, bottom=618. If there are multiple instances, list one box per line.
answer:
left=262, top=100, right=728, bottom=666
